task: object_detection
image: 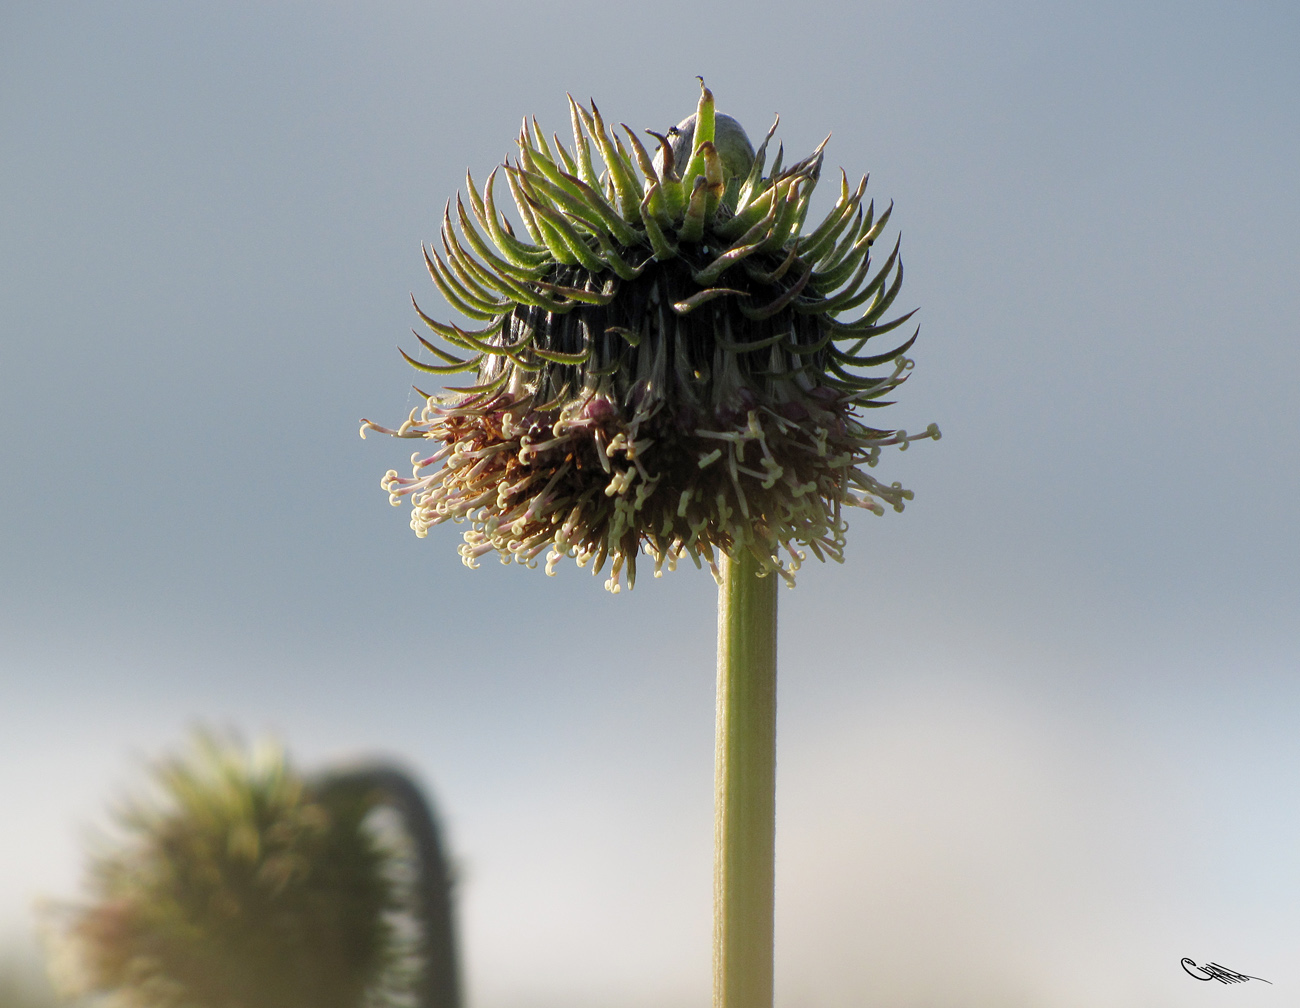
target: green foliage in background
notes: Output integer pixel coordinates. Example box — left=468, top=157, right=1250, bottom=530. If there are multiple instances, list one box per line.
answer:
left=59, top=734, right=398, bottom=1008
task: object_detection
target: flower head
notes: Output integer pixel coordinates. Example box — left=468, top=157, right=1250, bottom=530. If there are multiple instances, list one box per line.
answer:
left=363, top=81, right=938, bottom=592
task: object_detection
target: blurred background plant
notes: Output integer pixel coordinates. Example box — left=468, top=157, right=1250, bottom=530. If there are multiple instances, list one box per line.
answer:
left=40, top=732, right=458, bottom=1008
left=0, top=955, right=63, bottom=1008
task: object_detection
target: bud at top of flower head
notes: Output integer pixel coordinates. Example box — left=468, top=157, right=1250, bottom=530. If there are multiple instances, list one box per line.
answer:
left=362, top=79, right=939, bottom=592
left=663, top=111, right=756, bottom=185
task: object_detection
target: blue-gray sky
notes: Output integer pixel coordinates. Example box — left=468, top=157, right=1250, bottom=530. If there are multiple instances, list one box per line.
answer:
left=3, top=2, right=1298, bottom=1005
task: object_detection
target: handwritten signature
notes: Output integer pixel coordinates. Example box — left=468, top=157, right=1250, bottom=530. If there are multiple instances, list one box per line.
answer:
left=1182, top=958, right=1271, bottom=985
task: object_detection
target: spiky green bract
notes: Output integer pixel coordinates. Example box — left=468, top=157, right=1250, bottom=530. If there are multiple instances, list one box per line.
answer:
left=61, top=735, right=397, bottom=1008
left=362, top=81, right=939, bottom=592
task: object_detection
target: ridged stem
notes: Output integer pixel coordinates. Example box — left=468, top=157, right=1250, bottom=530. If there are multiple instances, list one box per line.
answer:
left=714, top=549, right=778, bottom=1008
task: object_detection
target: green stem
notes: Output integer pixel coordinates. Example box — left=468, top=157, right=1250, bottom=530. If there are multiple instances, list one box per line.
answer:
left=714, top=549, right=778, bottom=1008
left=316, top=764, right=461, bottom=1008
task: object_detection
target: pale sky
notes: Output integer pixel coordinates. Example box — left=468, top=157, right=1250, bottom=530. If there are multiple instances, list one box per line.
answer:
left=3, top=3, right=1298, bottom=1006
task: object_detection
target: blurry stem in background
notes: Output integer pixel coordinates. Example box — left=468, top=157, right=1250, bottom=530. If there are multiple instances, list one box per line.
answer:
left=317, top=765, right=461, bottom=1008
left=714, top=549, right=778, bottom=1008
